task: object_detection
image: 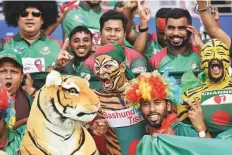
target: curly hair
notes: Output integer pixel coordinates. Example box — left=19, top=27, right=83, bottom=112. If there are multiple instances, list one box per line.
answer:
left=125, top=71, right=183, bottom=109
left=3, top=1, right=59, bottom=30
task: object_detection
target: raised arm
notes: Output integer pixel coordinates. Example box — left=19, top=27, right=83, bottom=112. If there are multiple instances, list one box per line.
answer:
left=123, top=1, right=139, bottom=44
left=133, top=6, right=151, bottom=54
left=197, top=0, right=231, bottom=48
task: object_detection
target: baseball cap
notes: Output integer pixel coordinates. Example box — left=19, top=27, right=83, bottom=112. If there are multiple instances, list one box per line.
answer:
left=0, top=49, right=23, bottom=68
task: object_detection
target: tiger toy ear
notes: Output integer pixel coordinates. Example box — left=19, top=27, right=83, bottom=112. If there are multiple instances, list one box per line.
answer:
left=45, top=70, right=62, bottom=86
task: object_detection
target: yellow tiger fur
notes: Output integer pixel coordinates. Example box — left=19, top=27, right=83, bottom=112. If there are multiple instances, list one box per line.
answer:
left=19, top=71, right=100, bottom=155
left=178, top=39, right=231, bottom=122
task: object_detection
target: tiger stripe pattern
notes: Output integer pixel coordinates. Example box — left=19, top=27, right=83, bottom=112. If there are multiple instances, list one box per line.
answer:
left=178, top=39, right=232, bottom=135
left=95, top=89, right=129, bottom=155
left=19, top=71, right=100, bottom=155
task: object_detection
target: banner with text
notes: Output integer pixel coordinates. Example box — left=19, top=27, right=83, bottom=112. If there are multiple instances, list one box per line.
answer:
left=103, top=107, right=143, bottom=128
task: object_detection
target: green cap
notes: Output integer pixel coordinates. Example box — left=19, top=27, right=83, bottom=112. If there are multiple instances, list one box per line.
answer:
left=0, top=49, right=23, bottom=68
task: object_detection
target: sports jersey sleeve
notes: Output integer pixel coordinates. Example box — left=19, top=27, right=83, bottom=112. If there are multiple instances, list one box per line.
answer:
left=144, top=33, right=159, bottom=59
left=61, top=61, right=76, bottom=75
left=77, top=63, right=95, bottom=77
left=62, top=10, right=87, bottom=36
left=171, top=122, right=198, bottom=137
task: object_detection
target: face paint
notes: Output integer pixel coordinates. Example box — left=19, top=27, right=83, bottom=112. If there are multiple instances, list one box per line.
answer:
left=95, top=55, right=126, bottom=91
left=201, top=39, right=230, bottom=83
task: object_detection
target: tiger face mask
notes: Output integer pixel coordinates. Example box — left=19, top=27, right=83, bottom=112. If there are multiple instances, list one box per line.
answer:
left=201, top=39, right=230, bottom=83
left=95, top=54, right=126, bottom=91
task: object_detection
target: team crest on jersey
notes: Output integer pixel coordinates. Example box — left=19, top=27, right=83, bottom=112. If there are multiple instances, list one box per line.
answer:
left=40, top=46, right=50, bottom=55
left=73, top=15, right=85, bottom=23
left=191, top=63, right=197, bottom=70
left=132, top=67, right=147, bottom=73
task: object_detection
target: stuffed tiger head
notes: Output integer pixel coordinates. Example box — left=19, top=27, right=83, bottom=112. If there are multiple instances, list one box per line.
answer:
left=201, top=39, right=230, bottom=83
left=95, top=54, right=126, bottom=91
left=38, top=71, right=100, bottom=129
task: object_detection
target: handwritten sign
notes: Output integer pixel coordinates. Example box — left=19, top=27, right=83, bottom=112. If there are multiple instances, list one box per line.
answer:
left=103, top=107, right=143, bottom=128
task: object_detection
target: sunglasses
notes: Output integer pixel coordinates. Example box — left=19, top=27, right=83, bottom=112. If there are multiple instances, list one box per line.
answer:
left=20, top=11, right=42, bottom=18
left=115, top=1, right=125, bottom=7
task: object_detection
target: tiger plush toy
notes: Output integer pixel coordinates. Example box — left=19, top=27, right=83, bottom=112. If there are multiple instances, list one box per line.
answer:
left=19, top=71, right=100, bottom=155
left=178, top=39, right=232, bottom=138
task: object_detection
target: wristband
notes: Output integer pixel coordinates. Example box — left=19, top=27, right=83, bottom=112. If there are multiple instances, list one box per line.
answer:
left=51, top=61, right=62, bottom=71
left=196, top=4, right=208, bottom=13
left=139, top=26, right=148, bottom=33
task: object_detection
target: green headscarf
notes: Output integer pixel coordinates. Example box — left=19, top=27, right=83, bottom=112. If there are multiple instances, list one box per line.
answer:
left=95, top=43, right=135, bottom=80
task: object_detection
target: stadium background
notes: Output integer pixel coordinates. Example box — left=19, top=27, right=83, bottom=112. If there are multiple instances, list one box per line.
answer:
left=0, top=1, right=231, bottom=41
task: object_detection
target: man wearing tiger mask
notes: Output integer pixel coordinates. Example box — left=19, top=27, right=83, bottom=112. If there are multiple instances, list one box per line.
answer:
left=89, top=43, right=145, bottom=155
left=178, top=39, right=232, bottom=139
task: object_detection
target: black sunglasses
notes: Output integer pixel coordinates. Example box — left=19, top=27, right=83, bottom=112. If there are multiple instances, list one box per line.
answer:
left=20, top=11, right=42, bottom=18
left=115, top=1, right=126, bottom=7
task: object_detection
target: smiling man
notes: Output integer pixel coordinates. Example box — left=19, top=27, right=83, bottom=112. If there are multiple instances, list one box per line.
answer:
left=125, top=71, right=200, bottom=137
left=149, top=8, right=201, bottom=72
left=53, top=26, right=94, bottom=76
left=3, top=1, right=61, bottom=73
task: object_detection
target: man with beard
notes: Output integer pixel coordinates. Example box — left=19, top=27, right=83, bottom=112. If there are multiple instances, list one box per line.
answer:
left=149, top=8, right=201, bottom=72
left=124, top=71, right=203, bottom=137
left=62, top=0, right=103, bottom=50
left=3, top=1, right=61, bottom=73
left=178, top=39, right=232, bottom=138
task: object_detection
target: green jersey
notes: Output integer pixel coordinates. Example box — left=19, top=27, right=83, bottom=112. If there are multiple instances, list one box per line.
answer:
left=62, top=2, right=103, bottom=45
left=145, top=38, right=163, bottom=59
left=62, top=58, right=94, bottom=76
left=149, top=44, right=201, bottom=72
left=3, top=130, right=22, bottom=155
left=4, top=33, right=61, bottom=73
left=171, top=122, right=198, bottom=137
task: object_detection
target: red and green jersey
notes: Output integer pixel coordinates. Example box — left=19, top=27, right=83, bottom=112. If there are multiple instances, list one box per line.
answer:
left=149, top=44, right=201, bottom=72
left=4, top=33, right=61, bottom=73
left=144, top=33, right=163, bottom=59
left=147, top=114, right=197, bottom=137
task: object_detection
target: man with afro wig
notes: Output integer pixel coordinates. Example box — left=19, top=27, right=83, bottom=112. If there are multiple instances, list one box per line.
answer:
left=2, top=1, right=62, bottom=73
